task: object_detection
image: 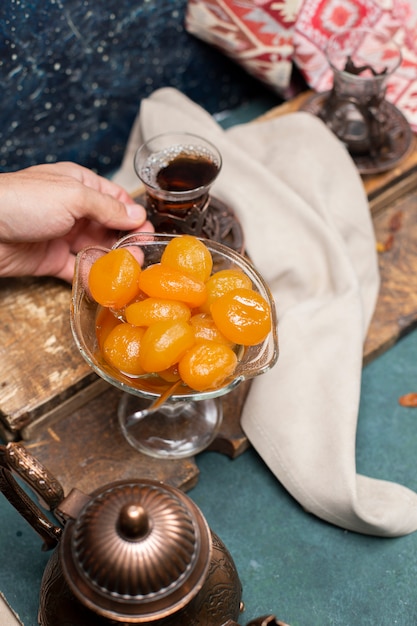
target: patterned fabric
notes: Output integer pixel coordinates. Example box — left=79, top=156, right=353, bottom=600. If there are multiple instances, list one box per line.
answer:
left=185, top=0, right=302, bottom=97
left=293, top=0, right=417, bottom=130
left=186, top=0, right=417, bottom=131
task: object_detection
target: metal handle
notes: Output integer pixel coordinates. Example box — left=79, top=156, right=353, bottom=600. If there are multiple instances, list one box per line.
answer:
left=0, top=442, right=64, bottom=550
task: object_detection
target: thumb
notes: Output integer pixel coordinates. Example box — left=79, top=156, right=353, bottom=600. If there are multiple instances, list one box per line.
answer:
left=72, top=185, right=149, bottom=231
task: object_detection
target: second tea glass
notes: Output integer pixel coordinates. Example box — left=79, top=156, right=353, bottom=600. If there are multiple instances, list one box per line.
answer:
left=301, top=27, right=412, bottom=173
left=323, top=28, right=402, bottom=156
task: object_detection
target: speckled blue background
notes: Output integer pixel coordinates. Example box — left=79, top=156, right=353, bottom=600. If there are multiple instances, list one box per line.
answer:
left=0, top=0, right=275, bottom=176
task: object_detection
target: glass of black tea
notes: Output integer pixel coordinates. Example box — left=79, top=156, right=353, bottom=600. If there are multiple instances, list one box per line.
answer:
left=134, top=132, right=222, bottom=236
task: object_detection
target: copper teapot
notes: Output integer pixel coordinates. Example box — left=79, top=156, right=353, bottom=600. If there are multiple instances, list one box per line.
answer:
left=0, top=442, right=283, bottom=626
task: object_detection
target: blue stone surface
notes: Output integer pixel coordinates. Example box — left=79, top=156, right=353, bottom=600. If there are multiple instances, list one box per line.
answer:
left=0, top=0, right=273, bottom=175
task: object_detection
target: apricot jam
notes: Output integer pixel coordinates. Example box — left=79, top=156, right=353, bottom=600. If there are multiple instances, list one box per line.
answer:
left=90, top=235, right=272, bottom=392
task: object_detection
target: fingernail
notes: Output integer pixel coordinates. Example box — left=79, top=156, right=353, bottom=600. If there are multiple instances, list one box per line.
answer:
left=126, top=203, right=146, bottom=221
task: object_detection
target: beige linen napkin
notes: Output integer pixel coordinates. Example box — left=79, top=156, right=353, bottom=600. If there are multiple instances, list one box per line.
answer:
left=113, top=87, right=417, bottom=536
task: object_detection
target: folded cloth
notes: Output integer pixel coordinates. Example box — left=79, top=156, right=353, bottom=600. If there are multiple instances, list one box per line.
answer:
left=113, top=87, right=417, bottom=536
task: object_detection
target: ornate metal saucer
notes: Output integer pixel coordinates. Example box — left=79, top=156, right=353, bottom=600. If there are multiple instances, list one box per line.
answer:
left=301, top=91, right=414, bottom=176
left=135, top=191, right=245, bottom=253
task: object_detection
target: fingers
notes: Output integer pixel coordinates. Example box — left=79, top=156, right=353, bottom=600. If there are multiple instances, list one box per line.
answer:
left=72, top=163, right=135, bottom=204
left=60, top=220, right=155, bottom=283
left=0, top=239, right=72, bottom=281
left=0, top=162, right=154, bottom=282
left=54, top=254, right=76, bottom=283
left=50, top=162, right=150, bottom=232
left=44, top=161, right=134, bottom=204
left=72, top=187, right=149, bottom=232
left=32, top=239, right=78, bottom=283
left=51, top=161, right=138, bottom=208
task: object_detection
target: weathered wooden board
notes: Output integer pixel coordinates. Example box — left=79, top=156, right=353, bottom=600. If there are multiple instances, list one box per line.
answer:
left=20, top=379, right=252, bottom=496
left=0, top=277, right=91, bottom=439
left=364, top=192, right=417, bottom=363
left=23, top=385, right=201, bottom=496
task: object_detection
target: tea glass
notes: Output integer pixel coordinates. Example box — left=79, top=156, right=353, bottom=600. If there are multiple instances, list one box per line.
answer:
left=322, top=28, right=402, bottom=156
left=71, top=232, right=279, bottom=460
left=134, top=132, right=222, bottom=237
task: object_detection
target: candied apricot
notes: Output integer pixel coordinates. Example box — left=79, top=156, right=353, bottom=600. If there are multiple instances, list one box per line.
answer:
left=138, top=264, right=207, bottom=308
left=103, top=324, right=146, bottom=377
left=88, top=248, right=141, bottom=309
left=161, top=234, right=213, bottom=282
left=139, top=320, right=195, bottom=372
left=190, top=313, right=234, bottom=347
left=90, top=235, right=271, bottom=390
left=179, top=341, right=237, bottom=392
left=96, top=306, right=123, bottom=351
left=211, top=288, right=272, bottom=346
left=125, top=298, right=191, bottom=327
left=199, top=268, right=252, bottom=314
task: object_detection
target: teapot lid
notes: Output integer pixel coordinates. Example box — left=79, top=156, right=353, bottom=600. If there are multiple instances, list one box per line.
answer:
left=60, top=480, right=212, bottom=622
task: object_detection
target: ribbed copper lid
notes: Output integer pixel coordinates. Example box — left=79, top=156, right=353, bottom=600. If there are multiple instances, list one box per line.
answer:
left=60, top=480, right=211, bottom=622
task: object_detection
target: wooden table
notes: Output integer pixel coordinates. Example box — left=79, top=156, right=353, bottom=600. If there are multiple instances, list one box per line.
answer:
left=1, top=96, right=417, bottom=496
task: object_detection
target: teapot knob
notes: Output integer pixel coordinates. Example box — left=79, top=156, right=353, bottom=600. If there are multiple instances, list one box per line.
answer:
left=117, top=504, right=149, bottom=539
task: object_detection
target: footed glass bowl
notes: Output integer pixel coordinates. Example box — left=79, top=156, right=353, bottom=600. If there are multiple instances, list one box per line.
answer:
left=71, top=232, right=278, bottom=459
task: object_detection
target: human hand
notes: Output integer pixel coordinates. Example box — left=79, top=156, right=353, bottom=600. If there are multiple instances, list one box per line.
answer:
left=0, top=161, right=154, bottom=282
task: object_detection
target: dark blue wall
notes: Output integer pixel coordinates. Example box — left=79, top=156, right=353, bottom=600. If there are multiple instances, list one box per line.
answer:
left=0, top=0, right=272, bottom=175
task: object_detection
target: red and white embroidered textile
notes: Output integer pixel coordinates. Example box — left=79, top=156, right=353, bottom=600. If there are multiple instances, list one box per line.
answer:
left=293, top=0, right=417, bottom=130
left=185, top=0, right=301, bottom=96
left=185, top=0, right=417, bottom=131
